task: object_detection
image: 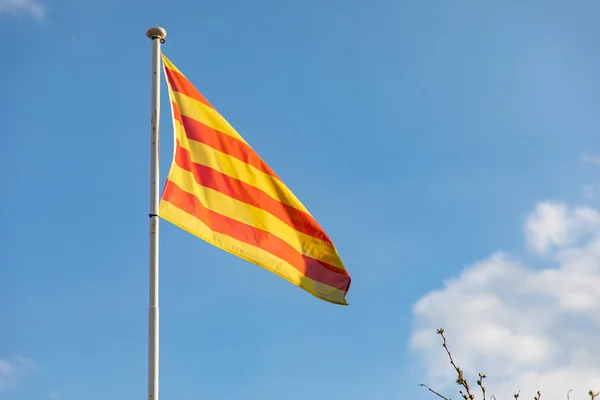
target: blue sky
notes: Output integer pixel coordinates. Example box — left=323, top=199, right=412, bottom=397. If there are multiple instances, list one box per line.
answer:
left=2, top=1, right=600, bottom=399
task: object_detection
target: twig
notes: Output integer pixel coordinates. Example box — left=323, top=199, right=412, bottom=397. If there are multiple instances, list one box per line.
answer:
left=477, top=372, right=487, bottom=400
left=420, top=383, right=450, bottom=400
left=437, top=329, right=474, bottom=400
left=590, top=391, right=599, bottom=400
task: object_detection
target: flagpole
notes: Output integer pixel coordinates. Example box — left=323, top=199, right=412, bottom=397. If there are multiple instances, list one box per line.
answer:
left=146, top=26, right=166, bottom=400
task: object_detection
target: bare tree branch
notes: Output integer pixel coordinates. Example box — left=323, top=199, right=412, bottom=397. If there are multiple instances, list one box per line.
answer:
left=437, top=329, right=475, bottom=400
left=477, top=372, right=487, bottom=400
left=419, top=329, right=597, bottom=400
left=420, top=383, right=451, bottom=400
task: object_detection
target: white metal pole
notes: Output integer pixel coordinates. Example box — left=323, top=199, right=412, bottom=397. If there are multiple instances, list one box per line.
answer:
left=146, top=26, right=166, bottom=400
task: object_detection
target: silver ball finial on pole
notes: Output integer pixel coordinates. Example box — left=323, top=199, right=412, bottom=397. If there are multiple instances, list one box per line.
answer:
left=146, top=26, right=167, bottom=41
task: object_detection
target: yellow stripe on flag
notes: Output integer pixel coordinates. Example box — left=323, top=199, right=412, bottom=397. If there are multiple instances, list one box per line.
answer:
left=160, top=200, right=349, bottom=305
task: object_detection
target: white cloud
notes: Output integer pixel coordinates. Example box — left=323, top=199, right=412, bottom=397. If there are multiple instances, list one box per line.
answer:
left=411, top=201, right=600, bottom=400
left=0, top=356, right=36, bottom=392
left=525, top=202, right=600, bottom=256
left=49, top=390, right=60, bottom=399
left=0, top=0, right=45, bottom=20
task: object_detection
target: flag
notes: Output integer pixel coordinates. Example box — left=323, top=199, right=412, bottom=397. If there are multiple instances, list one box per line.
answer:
left=158, top=55, right=351, bottom=305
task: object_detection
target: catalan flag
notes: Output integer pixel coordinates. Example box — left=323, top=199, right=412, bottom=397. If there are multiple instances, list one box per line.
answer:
left=158, top=55, right=351, bottom=305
